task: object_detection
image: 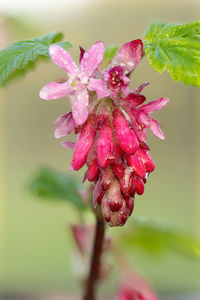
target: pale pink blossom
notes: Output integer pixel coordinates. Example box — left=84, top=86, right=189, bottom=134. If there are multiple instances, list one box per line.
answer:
left=40, top=42, right=110, bottom=126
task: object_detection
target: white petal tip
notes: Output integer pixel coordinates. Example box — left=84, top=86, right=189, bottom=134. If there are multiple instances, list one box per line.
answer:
left=39, top=88, right=48, bottom=99
left=49, top=44, right=57, bottom=55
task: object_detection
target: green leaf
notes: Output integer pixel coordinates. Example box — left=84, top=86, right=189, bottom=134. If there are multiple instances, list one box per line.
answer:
left=28, top=166, right=87, bottom=210
left=143, top=20, right=200, bottom=86
left=118, top=218, right=200, bottom=259
left=0, top=31, right=72, bottom=86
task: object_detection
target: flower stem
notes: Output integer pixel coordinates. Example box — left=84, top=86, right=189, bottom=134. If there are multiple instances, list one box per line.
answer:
left=83, top=216, right=105, bottom=300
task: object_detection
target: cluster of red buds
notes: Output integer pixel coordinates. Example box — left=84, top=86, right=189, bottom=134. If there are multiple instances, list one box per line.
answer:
left=40, top=39, right=169, bottom=226
left=72, top=98, right=157, bottom=226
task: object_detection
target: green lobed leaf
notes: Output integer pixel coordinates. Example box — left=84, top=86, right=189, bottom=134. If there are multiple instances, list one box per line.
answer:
left=117, top=218, right=200, bottom=260
left=143, top=20, right=200, bottom=86
left=28, top=166, right=87, bottom=210
left=0, top=31, right=72, bottom=86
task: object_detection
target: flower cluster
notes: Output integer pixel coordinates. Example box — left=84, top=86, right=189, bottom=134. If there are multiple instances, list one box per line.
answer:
left=40, top=40, right=169, bottom=226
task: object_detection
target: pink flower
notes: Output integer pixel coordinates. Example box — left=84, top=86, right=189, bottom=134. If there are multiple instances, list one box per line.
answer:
left=122, top=95, right=170, bottom=140
left=41, top=38, right=170, bottom=227
left=119, top=270, right=158, bottom=300
left=40, top=42, right=110, bottom=126
left=52, top=112, right=75, bottom=139
left=103, top=40, right=143, bottom=98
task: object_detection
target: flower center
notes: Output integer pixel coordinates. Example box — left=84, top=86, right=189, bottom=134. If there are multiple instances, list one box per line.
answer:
left=70, top=73, right=89, bottom=89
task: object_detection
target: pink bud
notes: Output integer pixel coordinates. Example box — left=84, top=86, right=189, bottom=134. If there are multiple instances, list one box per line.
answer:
left=137, top=149, right=155, bottom=173
left=87, top=142, right=97, bottom=166
left=126, top=153, right=146, bottom=179
left=125, top=197, right=134, bottom=216
left=107, top=179, right=123, bottom=212
left=101, top=166, right=113, bottom=191
left=120, top=285, right=146, bottom=300
left=113, top=144, right=124, bottom=160
left=112, top=162, right=125, bottom=179
left=79, top=46, right=85, bottom=63
left=128, top=173, right=135, bottom=197
left=109, top=201, right=129, bottom=226
left=139, top=141, right=150, bottom=151
left=96, top=110, right=110, bottom=130
left=120, top=170, right=131, bottom=198
left=135, top=176, right=144, bottom=195
left=72, top=120, right=96, bottom=170
left=97, top=123, right=114, bottom=168
left=93, top=178, right=104, bottom=207
left=71, top=224, right=91, bottom=256
left=87, top=159, right=99, bottom=182
left=101, top=194, right=111, bottom=222
left=113, top=109, right=139, bottom=155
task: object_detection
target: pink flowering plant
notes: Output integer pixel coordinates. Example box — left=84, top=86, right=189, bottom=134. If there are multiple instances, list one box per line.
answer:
left=39, top=39, right=169, bottom=227
left=1, top=20, right=200, bottom=300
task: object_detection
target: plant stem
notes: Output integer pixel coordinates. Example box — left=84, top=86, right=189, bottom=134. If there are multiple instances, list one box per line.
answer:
left=83, top=217, right=105, bottom=300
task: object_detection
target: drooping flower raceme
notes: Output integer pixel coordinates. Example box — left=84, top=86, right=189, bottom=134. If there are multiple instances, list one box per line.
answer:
left=40, top=39, right=169, bottom=226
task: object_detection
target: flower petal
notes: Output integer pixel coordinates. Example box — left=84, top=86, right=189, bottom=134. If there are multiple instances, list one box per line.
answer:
left=54, top=112, right=75, bottom=139
left=139, top=112, right=165, bottom=140
left=79, top=46, right=85, bottom=63
left=135, top=82, right=150, bottom=93
left=88, top=78, right=110, bottom=99
left=72, top=89, right=89, bottom=126
left=140, top=97, right=170, bottom=114
left=49, top=44, right=79, bottom=75
left=61, top=141, right=76, bottom=150
left=52, top=113, right=70, bottom=128
left=113, top=39, right=143, bottom=73
left=148, top=118, right=165, bottom=139
left=122, top=93, right=146, bottom=108
left=80, top=41, right=105, bottom=76
left=39, top=81, right=73, bottom=100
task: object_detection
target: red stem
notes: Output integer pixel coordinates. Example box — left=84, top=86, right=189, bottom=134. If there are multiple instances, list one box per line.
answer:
left=83, top=218, right=105, bottom=300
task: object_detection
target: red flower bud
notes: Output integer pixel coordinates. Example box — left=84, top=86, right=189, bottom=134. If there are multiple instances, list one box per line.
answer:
left=125, top=197, right=135, bottom=216
left=93, top=178, right=104, bottom=207
left=97, top=123, right=114, bottom=168
left=135, top=176, right=144, bottom=195
left=112, top=162, right=125, bottom=179
left=72, top=120, right=96, bottom=170
left=101, top=194, right=111, bottom=222
left=107, top=179, right=123, bottom=212
left=113, top=108, right=139, bottom=155
left=87, top=159, right=99, bottom=182
left=128, top=173, right=135, bottom=197
left=119, top=168, right=134, bottom=198
left=101, top=166, right=113, bottom=191
left=126, top=153, right=146, bottom=179
left=137, top=148, right=155, bottom=173
left=109, top=201, right=129, bottom=226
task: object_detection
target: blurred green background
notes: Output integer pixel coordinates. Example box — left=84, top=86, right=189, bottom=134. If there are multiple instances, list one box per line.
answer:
left=0, top=0, right=200, bottom=298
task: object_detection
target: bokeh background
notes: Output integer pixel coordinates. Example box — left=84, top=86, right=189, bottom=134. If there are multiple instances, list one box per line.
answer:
left=0, top=0, right=200, bottom=299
